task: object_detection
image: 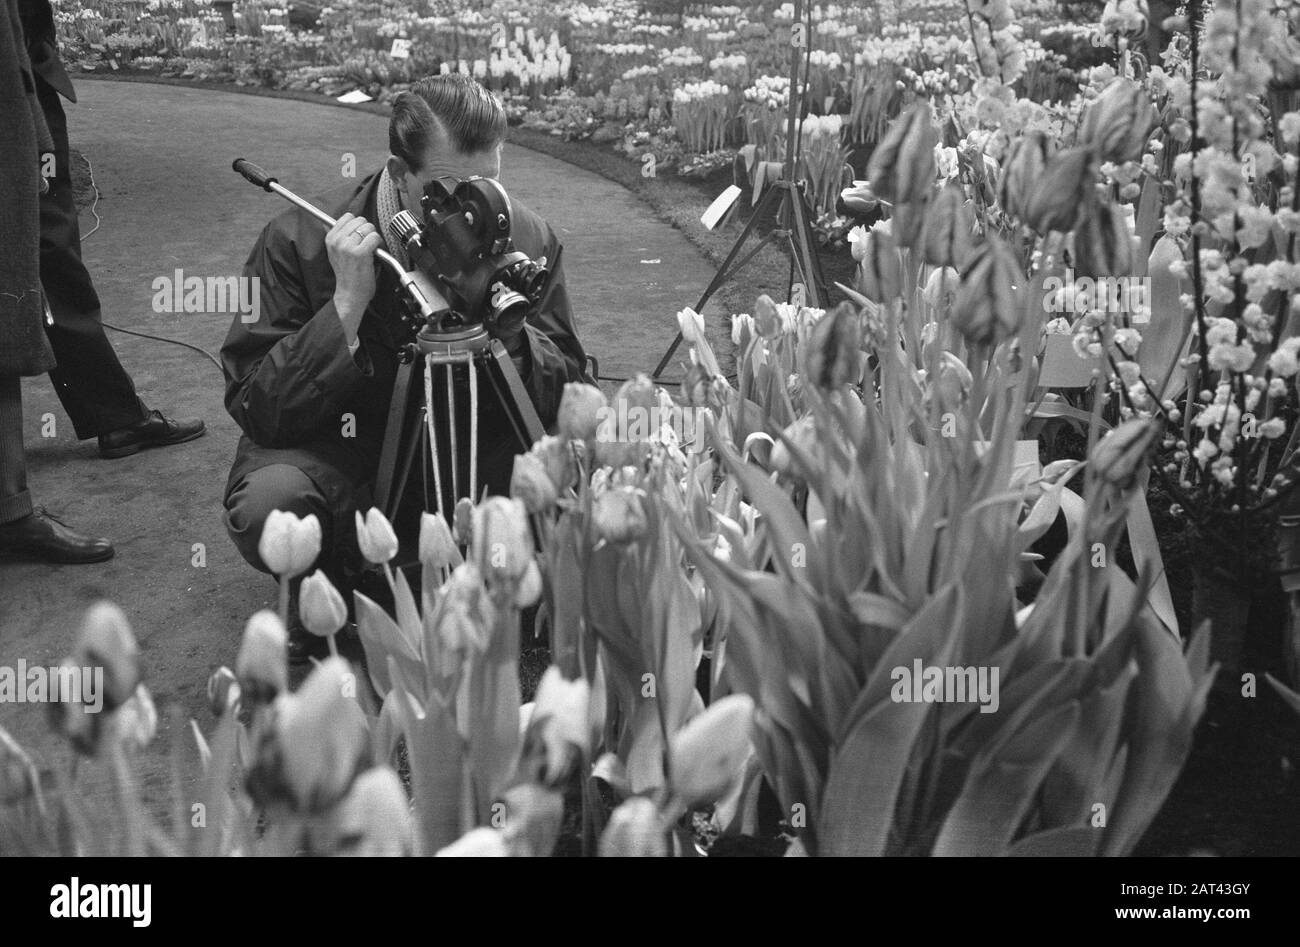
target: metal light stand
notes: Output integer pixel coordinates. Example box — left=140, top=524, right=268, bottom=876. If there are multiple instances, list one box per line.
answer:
left=650, top=0, right=829, bottom=380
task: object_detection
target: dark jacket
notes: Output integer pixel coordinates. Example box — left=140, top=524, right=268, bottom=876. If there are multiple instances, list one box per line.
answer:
left=1, top=0, right=56, bottom=377
left=17, top=0, right=75, bottom=101
left=221, top=171, right=590, bottom=515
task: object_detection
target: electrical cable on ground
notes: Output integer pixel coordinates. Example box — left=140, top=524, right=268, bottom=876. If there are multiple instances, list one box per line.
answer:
left=74, top=151, right=224, bottom=373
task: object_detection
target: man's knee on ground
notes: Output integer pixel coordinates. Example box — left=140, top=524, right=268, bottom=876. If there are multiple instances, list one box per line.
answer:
left=225, top=464, right=324, bottom=572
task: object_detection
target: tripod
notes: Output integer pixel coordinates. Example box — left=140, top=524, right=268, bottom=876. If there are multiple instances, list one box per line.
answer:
left=650, top=0, right=829, bottom=381
left=373, top=322, right=542, bottom=558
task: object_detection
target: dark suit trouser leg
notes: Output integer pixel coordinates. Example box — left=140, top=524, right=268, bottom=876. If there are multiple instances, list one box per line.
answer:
left=0, top=376, right=34, bottom=526
left=37, top=80, right=147, bottom=440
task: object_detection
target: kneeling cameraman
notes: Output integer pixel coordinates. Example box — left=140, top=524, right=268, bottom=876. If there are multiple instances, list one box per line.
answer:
left=220, top=74, right=591, bottom=658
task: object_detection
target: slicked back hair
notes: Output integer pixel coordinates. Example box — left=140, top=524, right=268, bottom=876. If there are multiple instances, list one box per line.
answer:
left=389, top=74, right=507, bottom=172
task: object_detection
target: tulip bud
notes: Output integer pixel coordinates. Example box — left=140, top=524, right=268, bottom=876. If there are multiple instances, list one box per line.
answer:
left=802, top=301, right=864, bottom=392
left=839, top=179, right=878, bottom=216
left=435, top=826, right=509, bottom=857
left=1072, top=197, right=1133, bottom=278
left=858, top=224, right=903, bottom=303
left=431, top=562, right=495, bottom=651
left=668, top=694, right=755, bottom=807
left=999, top=131, right=1054, bottom=222
left=499, top=783, right=566, bottom=857
left=326, top=766, right=414, bottom=856
left=599, top=796, right=667, bottom=857
left=921, top=183, right=975, bottom=268
left=753, top=294, right=783, bottom=338
left=770, top=414, right=821, bottom=480
left=511, top=451, right=558, bottom=514
left=952, top=237, right=1024, bottom=348
left=111, top=684, right=157, bottom=752
left=72, top=601, right=140, bottom=713
left=591, top=486, right=648, bottom=544
left=514, top=558, right=542, bottom=609
left=248, top=656, right=369, bottom=814
left=355, top=507, right=399, bottom=565
left=472, top=496, right=533, bottom=585
left=522, top=666, right=591, bottom=785
left=890, top=192, right=929, bottom=249
left=556, top=382, right=607, bottom=441
left=529, top=435, right=577, bottom=499
left=921, top=266, right=959, bottom=309
left=1023, top=146, right=1096, bottom=235
left=235, top=609, right=288, bottom=705
left=258, top=510, right=322, bottom=578
left=1100, top=0, right=1149, bottom=46
left=207, top=666, right=240, bottom=717
left=453, top=497, right=474, bottom=545
left=614, top=373, right=660, bottom=415
left=1090, top=418, right=1158, bottom=489
left=418, top=512, right=462, bottom=572
left=1079, top=78, right=1157, bottom=165
left=299, top=569, right=348, bottom=637
left=933, top=351, right=974, bottom=411
left=867, top=102, right=937, bottom=206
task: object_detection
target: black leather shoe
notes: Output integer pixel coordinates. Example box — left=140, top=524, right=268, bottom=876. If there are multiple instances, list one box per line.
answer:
left=98, top=409, right=205, bottom=459
left=0, top=508, right=114, bottom=564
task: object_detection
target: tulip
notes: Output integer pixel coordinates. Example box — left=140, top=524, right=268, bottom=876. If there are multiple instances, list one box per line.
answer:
left=951, top=237, right=1024, bottom=348
left=1090, top=418, right=1158, bottom=489
left=1023, top=146, right=1096, bottom=235
left=511, top=451, right=558, bottom=513
left=499, top=783, right=566, bottom=857
left=72, top=601, right=140, bottom=713
left=1072, top=197, right=1134, bottom=279
left=867, top=102, right=936, bottom=206
left=1079, top=78, right=1157, bottom=165
left=803, top=301, right=864, bottom=392
left=355, top=507, right=399, bottom=565
left=999, top=131, right=1054, bottom=222
left=258, top=509, right=322, bottom=578
left=891, top=191, right=929, bottom=249
left=418, top=512, right=461, bottom=572
left=921, top=266, right=959, bottom=309
left=681, top=362, right=711, bottom=407
left=472, top=496, right=533, bottom=586
left=111, top=684, right=157, bottom=752
left=435, top=826, right=509, bottom=857
left=556, top=382, right=607, bottom=442
left=235, top=609, right=288, bottom=705
left=453, top=497, right=474, bottom=545
left=753, top=294, right=783, bottom=338
left=432, top=562, right=495, bottom=652
left=1100, top=0, right=1149, bottom=45
left=514, top=558, right=542, bottom=609
left=299, top=569, right=348, bottom=644
left=921, top=183, right=975, bottom=268
left=677, top=307, right=720, bottom=376
left=525, top=666, right=591, bottom=785
left=207, top=666, right=240, bottom=718
left=933, top=351, right=973, bottom=411
left=256, top=656, right=369, bottom=814
left=326, top=766, right=414, bottom=856
left=591, top=486, right=648, bottom=544
left=839, top=179, right=879, bottom=216
left=770, top=414, right=821, bottom=480
left=599, top=796, right=667, bottom=857
left=668, top=694, right=755, bottom=807
left=858, top=224, right=903, bottom=303
left=613, top=373, right=659, bottom=415
left=527, top=435, right=577, bottom=497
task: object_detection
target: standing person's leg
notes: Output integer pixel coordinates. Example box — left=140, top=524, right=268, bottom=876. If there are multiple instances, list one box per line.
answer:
left=0, top=374, right=113, bottom=563
left=36, top=80, right=146, bottom=438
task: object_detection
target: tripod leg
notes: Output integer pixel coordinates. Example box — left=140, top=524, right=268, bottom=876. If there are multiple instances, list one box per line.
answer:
left=650, top=181, right=787, bottom=380
left=788, top=183, right=829, bottom=307
left=469, top=356, right=479, bottom=503
left=424, top=355, right=448, bottom=517
left=375, top=356, right=417, bottom=514
left=484, top=339, right=544, bottom=447
left=446, top=365, right=460, bottom=505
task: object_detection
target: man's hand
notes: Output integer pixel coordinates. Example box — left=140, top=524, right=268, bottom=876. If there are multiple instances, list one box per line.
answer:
left=326, top=213, right=382, bottom=342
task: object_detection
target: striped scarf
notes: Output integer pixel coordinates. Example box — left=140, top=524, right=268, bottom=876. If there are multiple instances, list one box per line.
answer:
left=374, top=164, right=410, bottom=270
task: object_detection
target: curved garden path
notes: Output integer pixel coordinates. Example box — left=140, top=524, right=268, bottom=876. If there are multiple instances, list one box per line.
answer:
left=0, top=79, right=721, bottom=779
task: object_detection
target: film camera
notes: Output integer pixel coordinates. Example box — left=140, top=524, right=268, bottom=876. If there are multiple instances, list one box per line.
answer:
left=388, top=175, right=548, bottom=337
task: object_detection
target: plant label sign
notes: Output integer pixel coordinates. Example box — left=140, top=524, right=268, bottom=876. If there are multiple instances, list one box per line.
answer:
left=701, top=185, right=742, bottom=231
left=390, top=38, right=412, bottom=59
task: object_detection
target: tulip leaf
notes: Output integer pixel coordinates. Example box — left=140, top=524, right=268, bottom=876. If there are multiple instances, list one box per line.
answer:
left=1005, top=826, right=1098, bottom=857
left=819, top=584, right=961, bottom=856
left=1139, top=235, right=1194, bottom=403
left=393, top=681, right=466, bottom=856
left=931, top=699, right=1081, bottom=856
left=354, top=592, right=424, bottom=697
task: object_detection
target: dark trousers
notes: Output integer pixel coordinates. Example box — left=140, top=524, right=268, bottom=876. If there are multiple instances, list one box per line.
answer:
left=37, top=79, right=146, bottom=439
left=0, top=376, right=34, bottom=526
